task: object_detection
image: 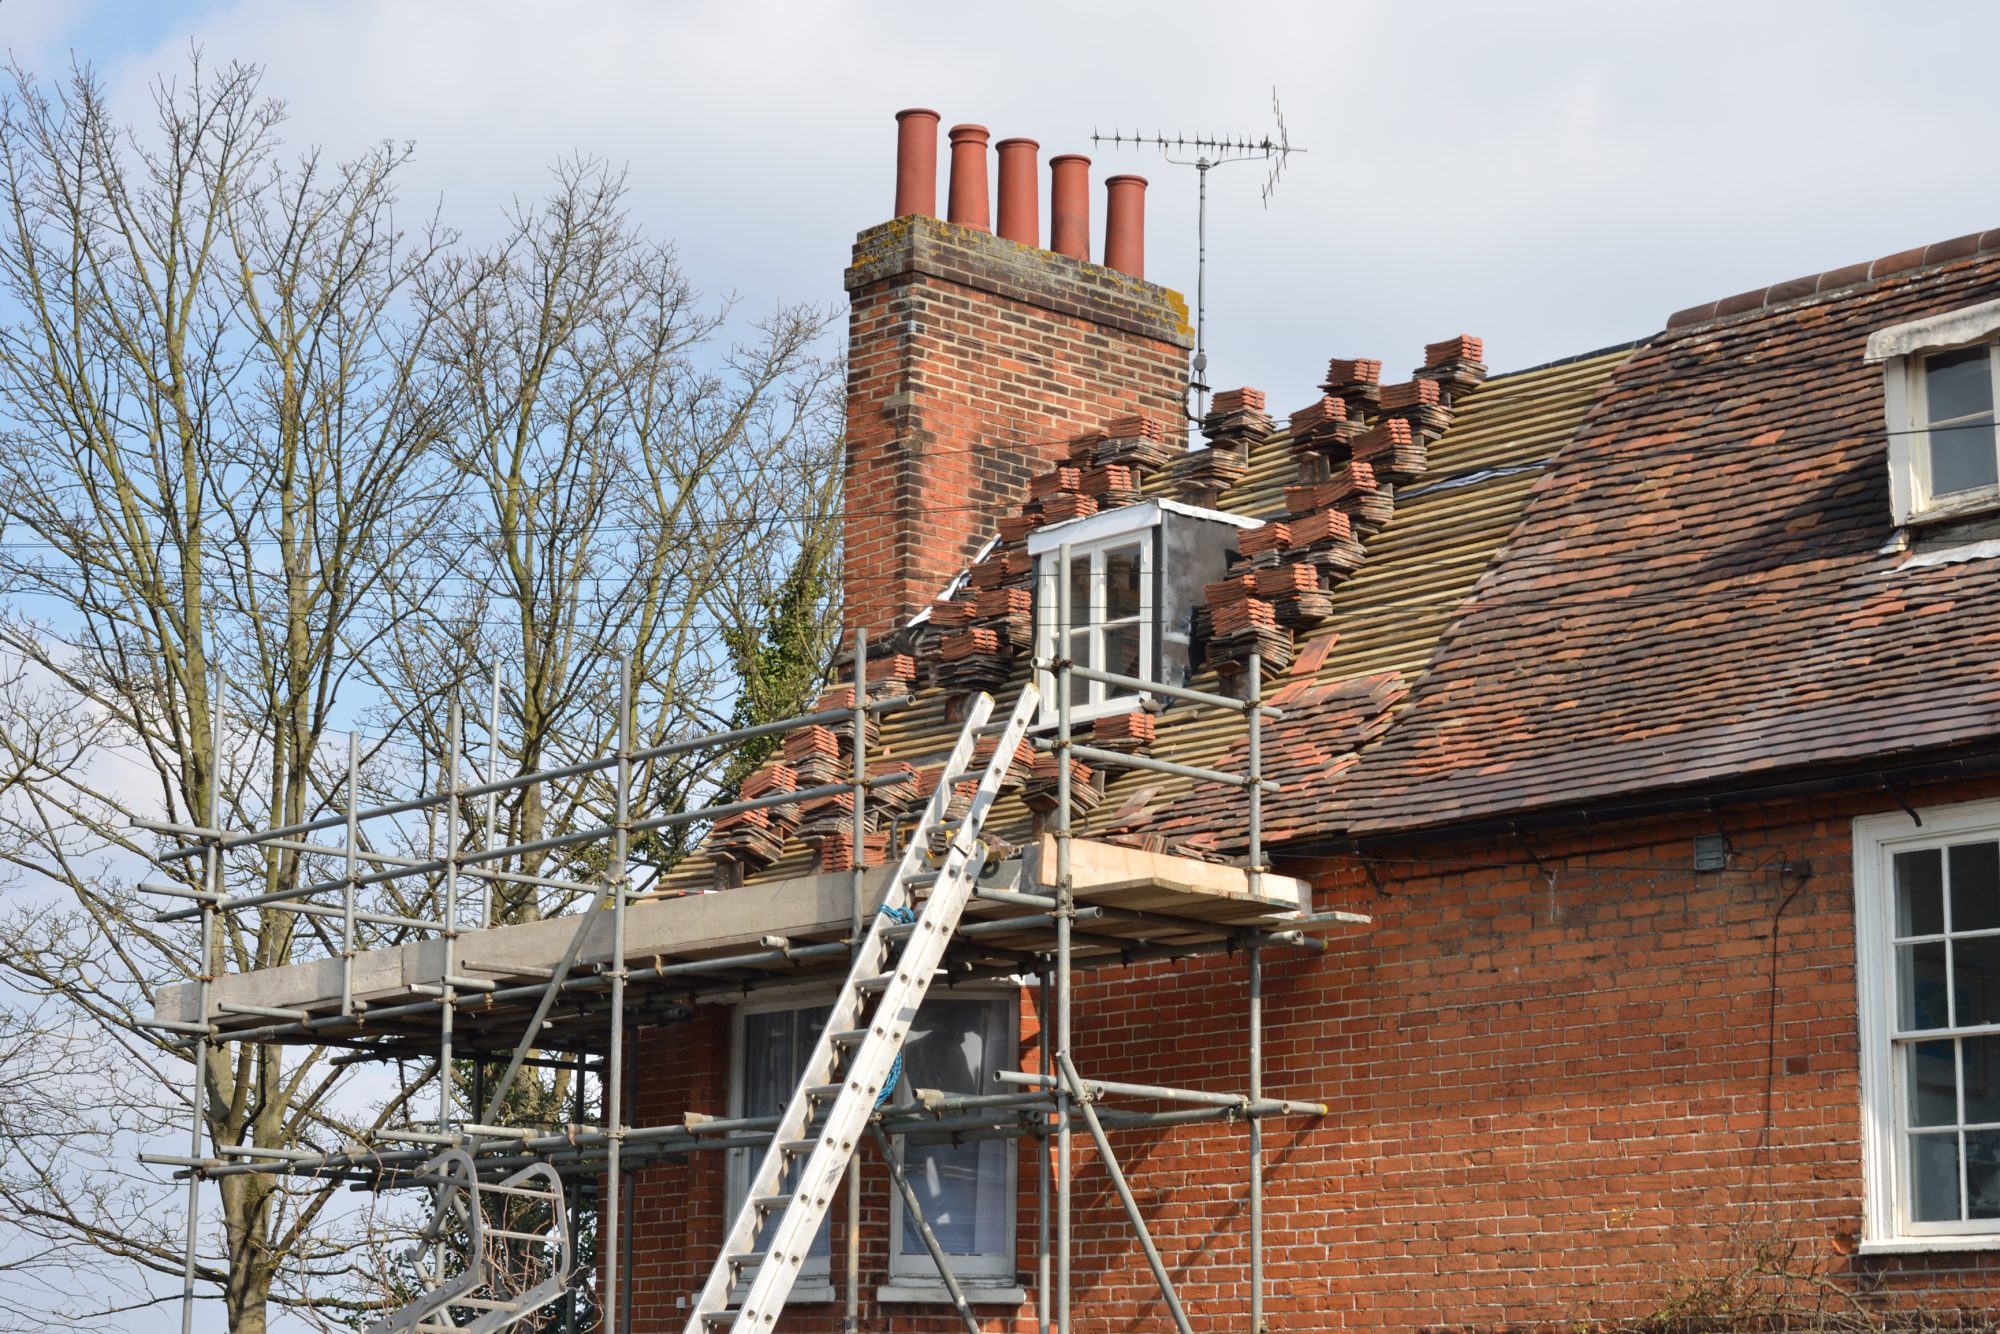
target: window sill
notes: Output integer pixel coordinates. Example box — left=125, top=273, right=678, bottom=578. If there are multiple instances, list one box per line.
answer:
left=876, top=1283, right=1027, bottom=1307
left=1857, top=1234, right=2000, bottom=1256
left=1905, top=491, right=2000, bottom=528
left=729, top=1282, right=836, bottom=1305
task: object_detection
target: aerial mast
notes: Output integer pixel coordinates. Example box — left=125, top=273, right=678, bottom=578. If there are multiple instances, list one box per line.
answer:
left=1094, top=89, right=1305, bottom=424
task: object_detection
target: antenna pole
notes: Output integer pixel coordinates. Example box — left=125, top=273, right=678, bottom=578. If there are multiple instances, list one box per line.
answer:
left=1091, top=94, right=1304, bottom=434
left=1193, top=157, right=1211, bottom=422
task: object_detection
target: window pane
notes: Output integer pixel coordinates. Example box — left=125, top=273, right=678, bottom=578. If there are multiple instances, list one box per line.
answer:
left=1897, top=849, right=1945, bottom=937
left=1954, top=935, right=2000, bottom=1028
left=1927, top=347, right=1994, bottom=422
left=740, top=1006, right=832, bottom=1259
left=1068, top=556, right=1091, bottom=628
left=1104, top=544, right=1143, bottom=620
left=1965, top=1036, right=2000, bottom=1127
left=1910, top=1131, right=1962, bottom=1222
left=1910, top=1040, right=1959, bottom=1127
left=1066, top=629, right=1093, bottom=711
left=1901, top=940, right=1950, bottom=1030
left=1970, top=1130, right=2000, bottom=1220
left=897, top=999, right=1011, bottom=1258
left=1931, top=420, right=1999, bottom=496
left=1951, top=843, right=2000, bottom=934
left=1103, top=622, right=1141, bottom=687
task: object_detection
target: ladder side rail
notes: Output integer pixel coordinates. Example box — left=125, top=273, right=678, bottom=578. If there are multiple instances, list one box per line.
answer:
left=731, top=686, right=1040, bottom=1331
left=684, top=689, right=1002, bottom=1327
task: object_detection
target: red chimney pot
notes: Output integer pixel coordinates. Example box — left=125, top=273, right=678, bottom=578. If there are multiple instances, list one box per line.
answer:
left=1048, top=154, right=1091, bottom=261
left=946, top=124, right=992, bottom=233
left=1103, top=174, right=1147, bottom=278
left=893, top=108, right=940, bottom=218
left=995, top=137, right=1040, bottom=247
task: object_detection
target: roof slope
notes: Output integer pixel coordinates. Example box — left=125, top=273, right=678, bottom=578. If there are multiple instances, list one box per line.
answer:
left=1104, top=349, right=1626, bottom=855
left=1334, top=251, right=2000, bottom=836
left=660, top=346, right=1626, bottom=889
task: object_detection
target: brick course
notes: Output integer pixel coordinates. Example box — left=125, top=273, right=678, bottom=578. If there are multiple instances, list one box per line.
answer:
left=625, top=777, right=2000, bottom=1331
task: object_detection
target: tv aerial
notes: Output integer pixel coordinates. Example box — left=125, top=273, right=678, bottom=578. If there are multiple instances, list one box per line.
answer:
left=1093, top=88, right=1305, bottom=423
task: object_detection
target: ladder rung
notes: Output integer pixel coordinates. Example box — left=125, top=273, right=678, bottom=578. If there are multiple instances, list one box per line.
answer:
left=776, top=1137, right=818, bottom=1156
left=854, top=972, right=899, bottom=993
left=728, top=1250, right=766, bottom=1270
left=752, top=1192, right=792, bottom=1213
left=803, top=1082, right=846, bottom=1102
left=486, top=1227, right=557, bottom=1242
left=828, top=1027, right=869, bottom=1048
left=456, top=1296, right=523, bottom=1310
left=700, top=1310, right=740, bottom=1326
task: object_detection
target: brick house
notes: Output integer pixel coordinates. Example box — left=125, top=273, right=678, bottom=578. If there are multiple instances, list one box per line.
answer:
left=619, top=108, right=2000, bottom=1332
left=158, top=109, right=2000, bottom=1333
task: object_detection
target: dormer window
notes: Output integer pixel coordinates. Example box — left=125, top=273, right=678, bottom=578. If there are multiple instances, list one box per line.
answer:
left=1032, top=526, right=1155, bottom=724
left=1027, top=498, right=1258, bottom=727
left=1915, top=348, right=1999, bottom=502
left=1868, top=300, right=2000, bottom=525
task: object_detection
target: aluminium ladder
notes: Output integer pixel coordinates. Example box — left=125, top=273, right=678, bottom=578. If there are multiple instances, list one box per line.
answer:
left=684, top=682, right=1041, bottom=1334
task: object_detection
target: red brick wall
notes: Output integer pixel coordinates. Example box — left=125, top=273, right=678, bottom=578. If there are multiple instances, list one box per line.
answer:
left=622, top=775, right=2000, bottom=1332
left=841, top=216, right=1192, bottom=640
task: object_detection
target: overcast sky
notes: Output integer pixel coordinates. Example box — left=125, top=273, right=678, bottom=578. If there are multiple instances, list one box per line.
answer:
left=10, top=0, right=2000, bottom=406
left=4, top=4, right=1998, bottom=1329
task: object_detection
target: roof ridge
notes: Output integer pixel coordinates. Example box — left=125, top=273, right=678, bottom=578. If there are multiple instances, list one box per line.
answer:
left=1665, top=227, right=2000, bottom=332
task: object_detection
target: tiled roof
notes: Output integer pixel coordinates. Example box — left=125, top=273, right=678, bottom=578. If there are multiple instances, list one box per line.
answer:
left=667, top=343, right=1626, bottom=888
left=1334, top=248, right=2000, bottom=837
left=1091, top=349, right=1626, bottom=855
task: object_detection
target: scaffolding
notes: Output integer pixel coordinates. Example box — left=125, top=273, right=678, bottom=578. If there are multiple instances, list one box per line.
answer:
left=139, top=547, right=1368, bottom=1334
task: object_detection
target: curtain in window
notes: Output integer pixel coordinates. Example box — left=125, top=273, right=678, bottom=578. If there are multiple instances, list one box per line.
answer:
left=896, top=998, right=1012, bottom=1257
left=735, top=1004, right=834, bottom=1258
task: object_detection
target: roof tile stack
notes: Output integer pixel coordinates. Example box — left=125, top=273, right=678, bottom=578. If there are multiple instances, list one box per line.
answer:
left=1376, top=376, right=1451, bottom=442
left=1321, top=357, right=1383, bottom=415
left=1350, top=418, right=1427, bottom=484
left=1089, top=708, right=1156, bottom=753
left=782, top=724, right=844, bottom=785
left=709, top=806, right=786, bottom=869
left=1416, top=333, right=1488, bottom=399
left=1022, top=753, right=1101, bottom=815
left=973, top=585, right=1034, bottom=649
left=1175, top=386, right=1272, bottom=500
left=938, top=626, right=1011, bottom=691
left=1092, top=411, right=1177, bottom=472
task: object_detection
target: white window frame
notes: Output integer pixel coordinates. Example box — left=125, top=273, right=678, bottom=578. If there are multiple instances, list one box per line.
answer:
left=1030, top=508, right=1158, bottom=728
left=727, top=989, right=838, bottom=1301
left=1854, top=798, right=2000, bottom=1253
left=726, top=986, right=1023, bottom=1303
left=878, top=986, right=1021, bottom=1300
left=1868, top=300, right=2000, bottom=526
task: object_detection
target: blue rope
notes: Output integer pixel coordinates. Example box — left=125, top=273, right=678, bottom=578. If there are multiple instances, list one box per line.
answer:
left=872, top=903, right=916, bottom=1107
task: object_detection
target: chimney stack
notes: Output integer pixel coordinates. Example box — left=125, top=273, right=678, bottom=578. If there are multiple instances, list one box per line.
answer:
left=1103, top=175, right=1147, bottom=279
left=893, top=108, right=940, bottom=218
left=994, top=137, right=1040, bottom=247
left=946, top=124, right=992, bottom=233
left=843, top=113, right=1191, bottom=640
left=1048, top=154, right=1091, bottom=261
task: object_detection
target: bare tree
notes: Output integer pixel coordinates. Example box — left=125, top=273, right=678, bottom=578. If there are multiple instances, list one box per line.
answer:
left=0, top=58, right=457, bottom=1331
left=372, top=157, right=844, bottom=916
left=0, top=56, right=848, bottom=1333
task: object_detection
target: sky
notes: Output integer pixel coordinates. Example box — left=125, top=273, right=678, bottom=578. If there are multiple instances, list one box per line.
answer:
left=4, top=2, right=2000, bottom=1329
left=9, top=0, right=2000, bottom=404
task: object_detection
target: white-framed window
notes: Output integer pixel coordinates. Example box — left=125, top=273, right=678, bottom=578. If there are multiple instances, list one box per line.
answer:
left=728, top=995, right=835, bottom=1297
left=1868, top=300, right=2000, bottom=525
left=880, top=991, right=1018, bottom=1295
left=727, top=989, right=1020, bottom=1299
left=1855, top=799, right=2000, bottom=1250
left=1030, top=515, right=1156, bottom=726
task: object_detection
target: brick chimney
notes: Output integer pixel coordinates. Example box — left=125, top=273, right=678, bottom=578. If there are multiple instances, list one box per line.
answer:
left=843, top=112, right=1194, bottom=642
